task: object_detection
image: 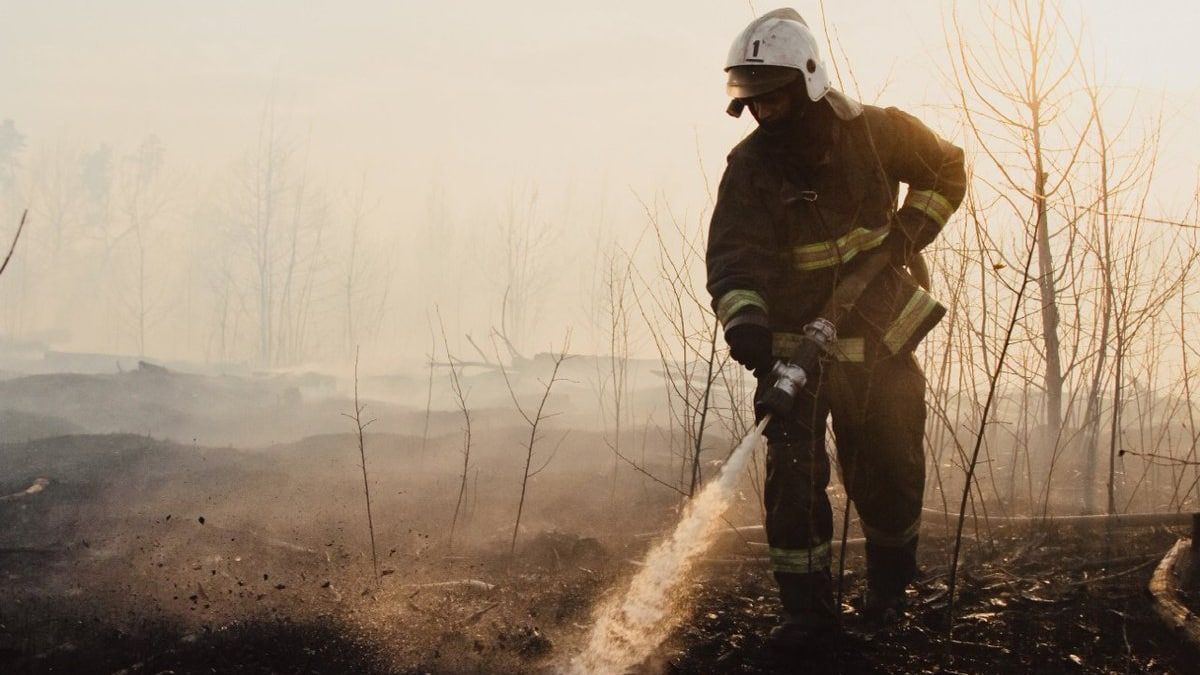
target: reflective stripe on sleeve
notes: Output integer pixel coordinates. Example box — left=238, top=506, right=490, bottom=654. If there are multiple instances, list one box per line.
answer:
left=861, top=515, right=921, bottom=547
left=768, top=542, right=832, bottom=575
left=791, top=227, right=889, bottom=271
left=882, top=287, right=940, bottom=354
left=716, top=289, right=768, bottom=326
left=902, top=189, right=956, bottom=228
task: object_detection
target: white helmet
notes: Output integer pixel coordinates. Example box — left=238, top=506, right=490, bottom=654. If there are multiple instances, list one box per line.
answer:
left=723, top=8, right=861, bottom=120
left=725, top=8, right=830, bottom=103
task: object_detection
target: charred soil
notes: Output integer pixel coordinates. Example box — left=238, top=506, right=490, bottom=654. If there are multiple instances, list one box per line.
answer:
left=1, top=430, right=1197, bottom=673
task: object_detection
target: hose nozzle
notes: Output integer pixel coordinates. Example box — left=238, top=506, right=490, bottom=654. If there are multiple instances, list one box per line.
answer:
left=755, top=318, right=837, bottom=419
left=759, top=361, right=808, bottom=418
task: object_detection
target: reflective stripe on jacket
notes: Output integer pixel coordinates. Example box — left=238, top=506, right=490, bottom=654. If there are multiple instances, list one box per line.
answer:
left=706, top=101, right=965, bottom=357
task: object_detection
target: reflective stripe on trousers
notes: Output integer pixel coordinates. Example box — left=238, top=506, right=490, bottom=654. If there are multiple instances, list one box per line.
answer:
left=861, top=514, right=921, bottom=547
left=769, top=541, right=832, bottom=575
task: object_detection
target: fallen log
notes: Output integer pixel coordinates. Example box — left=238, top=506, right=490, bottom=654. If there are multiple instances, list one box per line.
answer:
left=920, top=508, right=1197, bottom=529
left=0, top=477, right=49, bottom=502
left=743, top=537, right=867, bottom=552
left=714, top=511, right=1196, bottom=549
left=1148, top=538, right=1200, bottom=652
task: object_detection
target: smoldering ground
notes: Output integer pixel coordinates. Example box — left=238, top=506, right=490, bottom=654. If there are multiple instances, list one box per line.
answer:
left=1, top=359, right=1198, bottom=674
left=3, top=3, right=1200, bottom=672
left=0, top=358, right=718, bottom=673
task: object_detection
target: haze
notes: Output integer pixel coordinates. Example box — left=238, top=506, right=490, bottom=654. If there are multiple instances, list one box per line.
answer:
left=1, top=1, right=1198, bottom=367
left=4, top=3, right=1200, bottom=672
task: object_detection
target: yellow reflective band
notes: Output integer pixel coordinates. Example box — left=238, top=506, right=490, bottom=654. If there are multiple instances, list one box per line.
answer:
left=882, top=287, right=940, bottom=353
left=861, top=515, right=921, bottom=547
left=772, top=333, right=864, bottom=363
left=903, top=189, right=956, bottom=228
left=791, top=227, right=889, bottom=271
left=830, top=337, right=865, bottom=363
left=716, top=289, right=768, bottom=326
left=768, top=542, right=832, bottom=574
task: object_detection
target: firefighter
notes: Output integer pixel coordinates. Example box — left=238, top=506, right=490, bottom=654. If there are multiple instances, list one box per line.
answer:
left=705, top=9, right=966, bottom=646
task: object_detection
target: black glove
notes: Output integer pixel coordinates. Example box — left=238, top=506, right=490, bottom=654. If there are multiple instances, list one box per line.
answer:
left=725, top=323, right=774, bottom=378
left=884, top=229, right=916, bottom=267
left=887, top=209, right=938, bottom=266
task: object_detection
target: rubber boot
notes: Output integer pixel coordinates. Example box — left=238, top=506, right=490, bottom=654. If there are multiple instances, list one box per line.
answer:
left=768, top=569, right=839, bottom=652
left=863, top=536, right=918, bottom=625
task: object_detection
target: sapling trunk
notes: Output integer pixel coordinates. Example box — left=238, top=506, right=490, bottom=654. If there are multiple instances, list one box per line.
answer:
left=342, top=346, right=379, bottom=583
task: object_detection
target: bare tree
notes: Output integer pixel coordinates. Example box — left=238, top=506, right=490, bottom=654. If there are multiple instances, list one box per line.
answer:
left=0, top=123, right=28, bottom=318
left=497, top=184, right=556, bottom=353
left=340, top=173, right=394, bottom=356
left=949, top=0, right=1091, bottom=460
left=594, top=244, right=635, bottom=501
left=496, top=332, right=572, bottom=555
left=947, top=212, right=1041, bottom=633
left=29, top=141, right=85, bottom=255
left=226, top=100, right=328, bottom=366
left=114, top=135, right=174, bottom=356
left=272, top=152, right=327, bottom=366
left=0, top=120, right=25, bottom=196
left=246, top=105, right=288, bottom=365
left=935, top=0, right=1200, bottom=531
left=342, top=346, right=379, bottom=583
left=438, top=309, right=473, bottom=550
left=420, top=309, right=436, bottom=460
left=626, top=192, right=731, bottom=498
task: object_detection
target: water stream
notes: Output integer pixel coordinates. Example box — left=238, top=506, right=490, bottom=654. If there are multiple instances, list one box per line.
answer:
left=568, top=417, right=769, bottom=674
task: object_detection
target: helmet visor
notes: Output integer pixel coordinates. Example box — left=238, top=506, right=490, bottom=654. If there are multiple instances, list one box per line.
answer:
left=725, top=65, right=800, bottom=100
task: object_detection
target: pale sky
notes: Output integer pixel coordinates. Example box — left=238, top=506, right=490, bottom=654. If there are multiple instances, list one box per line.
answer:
left=0, top=1, right=1197, bottom=362
left=6, top=2, right=1196, bottom=205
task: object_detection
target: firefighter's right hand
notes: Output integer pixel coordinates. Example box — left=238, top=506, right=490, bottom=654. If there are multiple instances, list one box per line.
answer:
left=725, top=323, right=773, bottom=377
left=753, top=361, right=804, bottom=420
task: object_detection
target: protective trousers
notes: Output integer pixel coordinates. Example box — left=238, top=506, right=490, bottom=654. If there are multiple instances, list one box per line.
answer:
left=761, top=352, right=926, bottom=622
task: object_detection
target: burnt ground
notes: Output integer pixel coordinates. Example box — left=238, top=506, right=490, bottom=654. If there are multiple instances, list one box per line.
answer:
left=670, top=527, right=1198, bottom=674
left=0, top=430, right=675, bottom=674
left=2, top=436, right=1197, bottom=675
left=0, top=366, right=1197, bottom=674
left=3, top=508, right=1197, bottom=675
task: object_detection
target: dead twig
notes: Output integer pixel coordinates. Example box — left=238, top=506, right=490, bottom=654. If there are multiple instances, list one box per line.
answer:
left=1118, top=449, right=1200, bottom=468
left=0, top=209, right=27, bottom=278
left=610, top=446, right=688, bottom=498
left=1065, top=559, right=1158, bottom=588
left=459, top=601, right=500, bottom=626
left=407, top=579, right=496, bottom=592
left=436, top=307, right=472, bottom=551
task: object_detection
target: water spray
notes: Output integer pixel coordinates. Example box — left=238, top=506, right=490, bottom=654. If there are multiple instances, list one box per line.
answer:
left=568, top=415, right=771, bottom=674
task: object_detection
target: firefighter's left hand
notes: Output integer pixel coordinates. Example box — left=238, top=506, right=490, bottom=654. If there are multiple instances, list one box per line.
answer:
left=884, top=229, right=916, bottom=267
left=726, top=323, right=773, bottom=377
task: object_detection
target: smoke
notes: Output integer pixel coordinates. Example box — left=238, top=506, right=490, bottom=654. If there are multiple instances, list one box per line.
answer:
left=568, top=417, right=769, bottom=674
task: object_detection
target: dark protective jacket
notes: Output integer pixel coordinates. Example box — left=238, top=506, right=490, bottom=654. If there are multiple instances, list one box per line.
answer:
left=706, top=98, right=966, bottom=361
